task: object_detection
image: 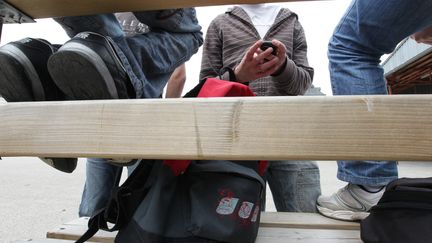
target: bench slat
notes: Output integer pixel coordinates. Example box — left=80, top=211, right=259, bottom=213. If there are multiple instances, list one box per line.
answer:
left=13, top=240, right=75, bottom=243
left=46, top=215, right=361, bottom=243
left=257, top=228, right=361, bottom=243
left=46, top=228, right=362, bottom=243
left=260, top=212, right=359, bottom=230
left=7, top=0, right=323, bottom=19
left=1, top=95, right=431, bottom=161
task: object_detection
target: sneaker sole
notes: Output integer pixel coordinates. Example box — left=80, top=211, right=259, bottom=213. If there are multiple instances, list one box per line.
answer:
left=316, top=205, right=370, bottom=221
left=40, top=157, right=78, bottom=173
left=0, top=45, right=45, bottom=101
left=48, top=42, right=119, bottom=100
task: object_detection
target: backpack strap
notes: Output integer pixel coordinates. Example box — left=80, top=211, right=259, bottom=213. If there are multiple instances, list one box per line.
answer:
left=76, top=160, right=157, bottom=242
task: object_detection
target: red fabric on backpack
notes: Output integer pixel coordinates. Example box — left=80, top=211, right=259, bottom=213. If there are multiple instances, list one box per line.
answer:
left=163, top=160, right=191, bottom=176
left=164, top=78, right=267, bottom=176
left=197, top=78, right=256, bottom=98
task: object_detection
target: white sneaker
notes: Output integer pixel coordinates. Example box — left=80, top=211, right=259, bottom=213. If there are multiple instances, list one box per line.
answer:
left=316, top=184, right=384, bottom=221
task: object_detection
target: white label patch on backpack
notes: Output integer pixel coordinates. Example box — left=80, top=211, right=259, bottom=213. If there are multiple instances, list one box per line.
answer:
left=216, top=197, right=239, bottom=215
left=251, top=205, right=260, bottom=222
left=238, top=202, right=254, bottom=219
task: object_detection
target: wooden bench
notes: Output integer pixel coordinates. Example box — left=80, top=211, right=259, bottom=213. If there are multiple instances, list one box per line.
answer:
left=10, top=213, right=361, bottom=242
left=2, top=0, right=431, bottom=242
left=1, top=96, right=430, bottom=161
left=42, top=213, right=360, bottom=243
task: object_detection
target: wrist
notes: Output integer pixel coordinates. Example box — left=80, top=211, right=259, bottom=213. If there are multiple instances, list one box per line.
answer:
left=271, top=57, right=287, bottom=77
left=234, top=66, right=245, bottom=83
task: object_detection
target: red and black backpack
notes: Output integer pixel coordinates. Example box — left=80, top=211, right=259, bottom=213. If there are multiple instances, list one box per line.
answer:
left=77, top=78, right=268, bottom=243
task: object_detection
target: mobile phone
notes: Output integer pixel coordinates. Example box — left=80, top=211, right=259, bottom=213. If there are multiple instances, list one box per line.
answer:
left=260, top=41, right=278, bottom=55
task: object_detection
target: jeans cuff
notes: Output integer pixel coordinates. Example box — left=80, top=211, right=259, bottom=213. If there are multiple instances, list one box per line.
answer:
left=337, top=172, right=398, bottom=186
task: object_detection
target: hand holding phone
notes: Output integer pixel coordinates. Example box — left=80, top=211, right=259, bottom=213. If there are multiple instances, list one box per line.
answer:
left=260, top=41, right=278, bottom=55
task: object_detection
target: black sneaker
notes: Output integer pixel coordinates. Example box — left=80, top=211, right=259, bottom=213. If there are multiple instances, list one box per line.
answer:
left=40, top=158, right=78, bottom=174
left=0, top=38, right=77, bottom=173
left=0, top=38, right=65, bottom=101
left=48, top=32, right=134, bottom=100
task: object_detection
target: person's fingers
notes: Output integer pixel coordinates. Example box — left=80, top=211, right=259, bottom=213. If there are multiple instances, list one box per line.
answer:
left=264, top=53, right=276, bottom=61
left=250, top=57, right=278, bottom=79
left=260, top=57, right=279, bottom=71
left=272, top=39, right=286, bottom=59
left=245, top=40, right=264, bottom=61
left=260, top=64, right=280, bottom=77
left=255, top=48, right=274, bottom=63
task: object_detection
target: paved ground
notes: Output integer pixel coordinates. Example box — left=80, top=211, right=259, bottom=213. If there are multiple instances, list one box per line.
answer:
left=1, top=158, right=431, bottom=242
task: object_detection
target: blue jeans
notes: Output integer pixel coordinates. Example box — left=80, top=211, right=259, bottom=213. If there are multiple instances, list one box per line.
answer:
left=328, top=0, right=432, bottom=186
left=266, top=161, right=321, bottom=212
left=54, top=8, right=203, bottom=99
left=79, top=158, right=121, bottom=217
left=79, top=158, right=143, bottom=217
left=53, top=10, right=203, bottom=217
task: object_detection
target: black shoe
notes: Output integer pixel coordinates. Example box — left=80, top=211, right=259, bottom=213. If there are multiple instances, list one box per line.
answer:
left=0, top=38, right=65, bottom=101
left=40, top=158, right=78, bottom=173
left=48, top=32, right=134, bottom=100
left=0, top=38, right=77, bottom=173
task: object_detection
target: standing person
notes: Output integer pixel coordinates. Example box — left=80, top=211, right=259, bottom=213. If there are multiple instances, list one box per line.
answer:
left=316, top=0, right=432, bottom=221
left=0, top=9, right=203, bottom=217
left=200, top=4, right=321, bottom=212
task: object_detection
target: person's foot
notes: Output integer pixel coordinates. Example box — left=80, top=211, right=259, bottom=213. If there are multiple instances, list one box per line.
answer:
left=0, top=38, right=77, bottom=173
left=0, top=38, right=64, bottom=101
left=106, top=158, right=140, bottom=166
left=48, top=31, right=134, bottom=100
left=0, top=37, right=77, bottom=173
left=40, top=158, right=77, bottom=173
left=316, top=184, right=384, bottom=221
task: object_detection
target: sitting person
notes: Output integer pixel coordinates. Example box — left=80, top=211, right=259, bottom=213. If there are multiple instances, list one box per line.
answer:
left=0, top=9, right=203, bottom=217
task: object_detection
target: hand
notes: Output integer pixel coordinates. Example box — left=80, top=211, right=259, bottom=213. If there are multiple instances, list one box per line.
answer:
left=234, top=40, right=287, bottom=83
left=266, top=39, right=288, bottom=75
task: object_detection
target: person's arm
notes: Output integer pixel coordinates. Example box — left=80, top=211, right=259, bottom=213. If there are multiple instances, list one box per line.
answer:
left=411, top=26, right=432, bottom=45
left=199, top=18, right=228, bottom=81
left=272, top=20, right=314, bottom=95
left=165, top=64, right=186, bottom=98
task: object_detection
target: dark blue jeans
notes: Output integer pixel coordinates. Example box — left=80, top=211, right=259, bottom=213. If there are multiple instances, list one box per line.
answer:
left=328, top=0, right=432, bottom=185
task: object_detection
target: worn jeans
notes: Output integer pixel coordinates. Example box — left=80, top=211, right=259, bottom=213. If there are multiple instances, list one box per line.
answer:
left=79, top=158, right=147, bottom=217
left=328, top=0, right=432, bottom=186
left=54, top=8, right=203, bottom=99
left=79, top=158, right=121, bottom=217
left=53, top=10, right=203, bottom=217
left=266, top=161, right=321, bottom=212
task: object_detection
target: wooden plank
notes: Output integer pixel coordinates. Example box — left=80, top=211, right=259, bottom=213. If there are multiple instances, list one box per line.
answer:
left=256, top=228, right=361, bottom=243
left=13, top=240, right=75, bottom=243
left=260, top=212, right=359, bottom=230
left=7, top=0, right=324, bottom=19
left=1, top=95, right=431, bottom=161
left=46, top=227, right=361, bottom=243
left=47, top=212, right=359, bottom=242
left=46, top=216, right=361, bottom=243
left=47, top=217, right=115, bottom=242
